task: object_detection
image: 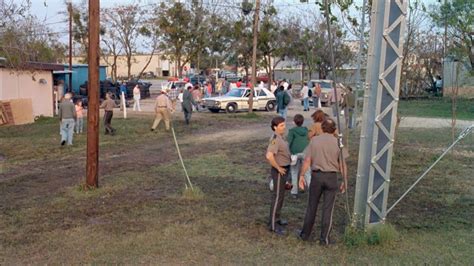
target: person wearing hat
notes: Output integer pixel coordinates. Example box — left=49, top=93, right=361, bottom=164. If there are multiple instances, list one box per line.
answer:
left=151, top=89, right=172, bottom=131
left=167, top=84, right=179, bottom=112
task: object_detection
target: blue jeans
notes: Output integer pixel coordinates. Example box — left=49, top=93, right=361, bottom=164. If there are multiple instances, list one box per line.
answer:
left=331, top=103, right=339, bottom=117
left=312, top=96, right=319, bottom=109
left=345, top=107, right=354, bottom=129
left=75, top=117, right=83, bottom=133
left=61, top=118, right=75, bottom=145
left=278, top=107, right=287, bottom=119
left=303, top=97, right=309, bottom=110
left=290, top=153, right=311, bottom=195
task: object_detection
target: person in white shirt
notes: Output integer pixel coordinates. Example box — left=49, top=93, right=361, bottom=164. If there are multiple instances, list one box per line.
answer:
left=133, top=85, right=141, bottom=111
left=301, top=82, right=310, bottom=111
left=270, top=81, right=277, bottom=94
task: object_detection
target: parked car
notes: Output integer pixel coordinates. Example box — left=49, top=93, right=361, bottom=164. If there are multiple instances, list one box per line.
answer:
left=164, top=81, right=187, bottom=91
left=301, top=79, right=334, bottom=107
left=245, top=73, right=269, bottom=84
left=201, top=87, right=276, bottom=113
left=142, top=71, right=155, bottom=79
left=126, top=79, right=151, bottom=99
left=187, top=74, right=207, bottom=85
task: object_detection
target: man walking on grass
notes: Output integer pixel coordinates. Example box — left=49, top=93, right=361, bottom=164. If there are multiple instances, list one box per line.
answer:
left=58, top=93, right=76, bottom=146
left=151, top=89, right=172, bottom=131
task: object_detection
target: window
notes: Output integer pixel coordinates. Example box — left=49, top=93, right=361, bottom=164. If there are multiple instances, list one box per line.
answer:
left=226, top=88, right=245, bottom=97
left=258, top=90, right=267, bottom=97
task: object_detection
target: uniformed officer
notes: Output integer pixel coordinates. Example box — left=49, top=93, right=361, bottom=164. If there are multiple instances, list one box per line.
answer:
left=297, top=118, right=348, bottom=245
left=266, top=116, right=292, bottom=235
left=151, top=89, right=172, bottom=131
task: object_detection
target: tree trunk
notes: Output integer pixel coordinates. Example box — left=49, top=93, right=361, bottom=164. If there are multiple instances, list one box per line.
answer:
left=301, top=62, right=305, bottom=85
left=267, top=55, right=273, bottom=89
left=178, top=55, right=182, bottom=78
left=127, top=53, right=132, bottom=80
left=137, top=53, right=155, bottom=79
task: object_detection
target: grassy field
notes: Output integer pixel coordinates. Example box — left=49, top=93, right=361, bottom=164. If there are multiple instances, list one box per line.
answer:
left=0, top=113, right=473, bottom=264
left=398, top=97, right=474, bottom=120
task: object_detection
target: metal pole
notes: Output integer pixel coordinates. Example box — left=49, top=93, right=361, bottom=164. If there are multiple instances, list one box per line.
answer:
left=353, top=0, right=367, bottom=129
left=248, top=0, right=260, bottom=113
left=354, top=0, right=408, bottom=227
left=68, top=2, right=73, bottom=93
left=387, top=125, right=473, bottom=214
left=86, top=0, right=100, bottom=188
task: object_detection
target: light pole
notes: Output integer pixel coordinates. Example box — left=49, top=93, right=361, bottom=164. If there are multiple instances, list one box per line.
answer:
left=67, top=0, right=73, bottom=93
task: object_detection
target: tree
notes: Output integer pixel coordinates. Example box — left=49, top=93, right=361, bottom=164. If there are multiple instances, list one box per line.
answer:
left=100, top=17, right=123, bottom=82
left=155, top=2, right=194, bottom=78
left=105, top=5, right=155, bottom=80
left=70, top=1, right=90, bottom=62
left=400, top=0, right=438, bottom=96
left=0, top=0, right=65, bottom=68
left=258, top=5, right=286, bottom=87
left=431, top=0, right=474, bottom=70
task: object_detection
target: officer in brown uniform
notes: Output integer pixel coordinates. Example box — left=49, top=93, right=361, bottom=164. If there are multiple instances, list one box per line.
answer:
left=266, top=116, right=292, bottom=235
left=297, top=118, right=348, bottom=245
left=151, top=89, right=172, bottom=131
left=100, top=92, right=117, bottom=135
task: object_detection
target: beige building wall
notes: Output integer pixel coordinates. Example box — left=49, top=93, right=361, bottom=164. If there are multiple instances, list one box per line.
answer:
left=0, top=69, right=54, bottom=117
left=72, top=54, right=176, bottom=78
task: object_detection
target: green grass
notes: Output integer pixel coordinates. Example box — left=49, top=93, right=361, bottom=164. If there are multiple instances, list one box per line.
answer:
left=398, top=98, right=474, bottom=120
left=0, top=115, right=473, bottom=264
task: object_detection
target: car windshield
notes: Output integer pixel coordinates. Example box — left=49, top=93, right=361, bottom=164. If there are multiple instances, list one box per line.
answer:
left=318, top=82, right=332, bottom=90
left=226, top=88, right=245, bottom=97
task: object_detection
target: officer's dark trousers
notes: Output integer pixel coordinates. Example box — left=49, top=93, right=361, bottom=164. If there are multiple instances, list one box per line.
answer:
left=301, top=171, right=338, bottom=243
left=269, top=166, right=289, bottom=231
left=104, top=110, right=115, bottom=134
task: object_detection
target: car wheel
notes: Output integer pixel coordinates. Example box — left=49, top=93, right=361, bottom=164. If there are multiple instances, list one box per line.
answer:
left=226, top=103, right=237, bottom=113
left=266, top=101, right=276, bottom=111
left=209, top=108, right=220, bottom=113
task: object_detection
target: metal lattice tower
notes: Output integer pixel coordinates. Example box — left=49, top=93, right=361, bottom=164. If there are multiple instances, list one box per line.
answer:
left=354, top=0, right=408, bottom=227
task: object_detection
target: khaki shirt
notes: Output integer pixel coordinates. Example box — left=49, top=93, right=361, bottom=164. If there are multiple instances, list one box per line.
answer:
left=100, top=99, right=116, bottom=111
left=267, top=134, right=291, bottom=166
left=305, top=133, right=342, bottom=172
left=155, top=94, right=171, bottom=110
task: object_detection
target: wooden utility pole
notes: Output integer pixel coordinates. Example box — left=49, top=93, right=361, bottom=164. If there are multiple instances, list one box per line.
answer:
left=248, top=0, right=260, bottom=113
left=86, top=0, right=100, bottom=188
left=68, top=2, right=73, bottom=93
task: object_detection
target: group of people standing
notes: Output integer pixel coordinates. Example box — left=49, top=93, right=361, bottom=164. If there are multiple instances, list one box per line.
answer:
left=266, top=110, right=347, bottom=245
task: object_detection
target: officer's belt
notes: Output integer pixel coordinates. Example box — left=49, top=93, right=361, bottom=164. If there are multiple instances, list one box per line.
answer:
left=313, top=170, right=337, bottom=174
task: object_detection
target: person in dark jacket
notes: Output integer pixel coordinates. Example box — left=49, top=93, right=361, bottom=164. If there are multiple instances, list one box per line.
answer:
left=182, top=84, right=196, bottom=125
left=275, top=86, right=289, bottom=118
left=288, top=114, right=311, bottom=198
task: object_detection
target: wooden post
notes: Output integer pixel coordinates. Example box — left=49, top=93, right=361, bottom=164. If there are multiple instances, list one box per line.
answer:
left=68, top=2, right=73, bottom=93
left=86, top=0, right=100, bottom=188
